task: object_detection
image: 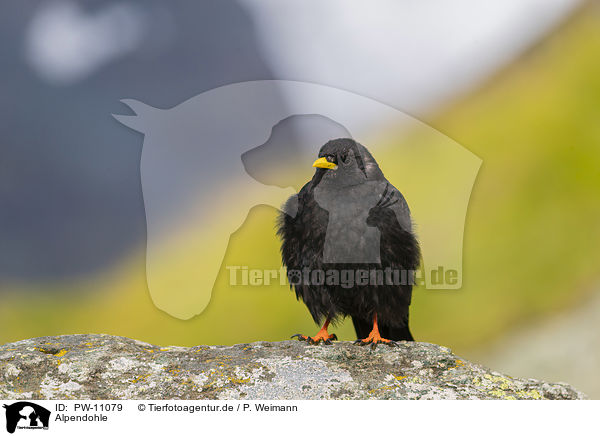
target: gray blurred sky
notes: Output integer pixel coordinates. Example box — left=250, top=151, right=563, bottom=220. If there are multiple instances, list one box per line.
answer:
left=242, top=0, right=581, bottom=117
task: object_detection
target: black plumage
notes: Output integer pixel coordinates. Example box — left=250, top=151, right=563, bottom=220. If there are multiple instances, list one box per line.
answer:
left=277, top=138, right=420, bottom=346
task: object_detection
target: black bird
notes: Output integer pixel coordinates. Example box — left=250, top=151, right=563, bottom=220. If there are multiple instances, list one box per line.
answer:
left=277, top=138, right=420, bottom=347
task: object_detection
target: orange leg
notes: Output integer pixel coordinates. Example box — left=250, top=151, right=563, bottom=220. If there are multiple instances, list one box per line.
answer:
left=354, top=314, right=399, bottom=348
left=292, top=318, right=337, bottom=345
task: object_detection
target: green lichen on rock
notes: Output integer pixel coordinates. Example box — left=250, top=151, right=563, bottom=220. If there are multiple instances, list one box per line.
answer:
left=0, top=335, right=587, bottom=400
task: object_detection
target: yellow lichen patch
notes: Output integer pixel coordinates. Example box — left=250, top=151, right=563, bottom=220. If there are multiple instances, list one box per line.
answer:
left=197, top=367, right=255, bottom=393
left=54, top=349, right=68, bottom=358
left=368, top=374, right=407, bottom=395
left=516, top=389, right=543, bottom=400
left=472, top=373, right=538, bottom=399
left=130, top=374, right=150, bottom=384
left=488, top=389, right=508, bottom=398
left=204, top=356, right=232, bottom=362
left=202, top=357, right=234, bottom=369
left=483, top=374, right=513, bottom=391
left=34, top=347, right=68, bottom=358
left=368, top=385, right=397, bottom=395
left=168, top=367, right=182, bottom=376
left=226, top=375, right=251, bottom=385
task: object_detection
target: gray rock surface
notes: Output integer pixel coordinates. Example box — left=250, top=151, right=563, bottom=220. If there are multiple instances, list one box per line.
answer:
left=0, top=334, right=587, bottom=400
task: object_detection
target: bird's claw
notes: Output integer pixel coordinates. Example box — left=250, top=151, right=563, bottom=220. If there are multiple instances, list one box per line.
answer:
left=291, top=334, right=313, bottom=343
left=291, top=333, right=337, bottom=345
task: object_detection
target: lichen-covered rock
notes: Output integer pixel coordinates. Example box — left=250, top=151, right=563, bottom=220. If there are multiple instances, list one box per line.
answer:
left=0, top=335, right=586, bottom=400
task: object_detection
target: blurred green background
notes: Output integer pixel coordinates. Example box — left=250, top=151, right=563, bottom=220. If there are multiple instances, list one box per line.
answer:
left=1, top=1, right=598, bottom=397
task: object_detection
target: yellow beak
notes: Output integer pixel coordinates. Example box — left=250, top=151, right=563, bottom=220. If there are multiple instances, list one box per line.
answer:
left=312, top=157, right=337, bottom=169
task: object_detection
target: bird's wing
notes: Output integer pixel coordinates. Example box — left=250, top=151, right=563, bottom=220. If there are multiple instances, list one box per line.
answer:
left=277, top=182, right=329, bottom=272
left=375, top=182, right=413, bottom=232
left=277, top=181, right=332, bottom=323
left=370, top=182, right=420, bottom=271
left=353, top=182, right=420, bottom=333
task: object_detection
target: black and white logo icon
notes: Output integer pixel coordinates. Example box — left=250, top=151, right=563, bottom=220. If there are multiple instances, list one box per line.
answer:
left=3, top=402, right=50, bottom=434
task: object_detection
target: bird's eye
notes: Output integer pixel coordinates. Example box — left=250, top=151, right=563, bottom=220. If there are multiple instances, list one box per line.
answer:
left=326, top=155, right=337, bottom=164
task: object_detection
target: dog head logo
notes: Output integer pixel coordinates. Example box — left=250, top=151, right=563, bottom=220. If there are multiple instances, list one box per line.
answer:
left=3, top=402, right=50, bottom=434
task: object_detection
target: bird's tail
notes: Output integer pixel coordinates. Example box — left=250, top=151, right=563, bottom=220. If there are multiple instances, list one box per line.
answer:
left=352, top=315, right=414, bottom=342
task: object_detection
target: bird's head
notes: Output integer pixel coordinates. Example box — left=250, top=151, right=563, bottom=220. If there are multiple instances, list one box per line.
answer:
left=312, top=138, right=383, bottom=187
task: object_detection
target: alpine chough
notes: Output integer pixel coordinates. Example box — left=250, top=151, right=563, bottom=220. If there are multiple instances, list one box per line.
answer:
left=277, top=138, right=420, bottom=347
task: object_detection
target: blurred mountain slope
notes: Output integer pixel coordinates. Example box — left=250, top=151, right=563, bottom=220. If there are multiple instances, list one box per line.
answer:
left=411, top=0, right=600, bottom=351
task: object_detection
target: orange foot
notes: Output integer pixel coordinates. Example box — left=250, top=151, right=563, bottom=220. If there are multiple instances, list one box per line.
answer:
left=353, top=315, right=400, bottom=349
left=291, top=331, right=337, bottom=345
left=292, top=319, right=337, bottom=345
